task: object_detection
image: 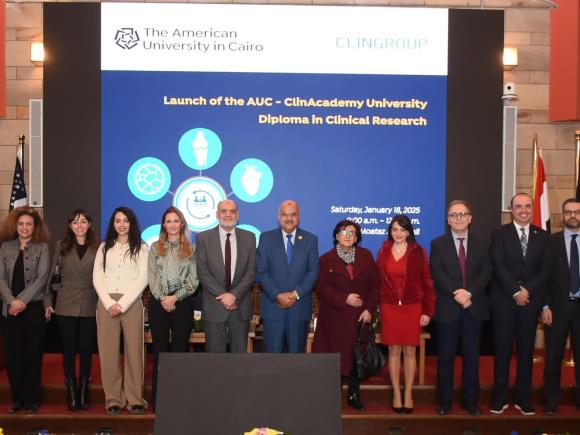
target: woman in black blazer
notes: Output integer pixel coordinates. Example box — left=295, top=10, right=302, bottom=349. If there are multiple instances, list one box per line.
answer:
left=45, top=209, right=99, bottom=411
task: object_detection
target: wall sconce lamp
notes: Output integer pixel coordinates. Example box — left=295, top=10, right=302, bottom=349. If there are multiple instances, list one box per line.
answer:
left=30, top=42, right=45, bottom=64
left=503, top=47, right=518, bottom=70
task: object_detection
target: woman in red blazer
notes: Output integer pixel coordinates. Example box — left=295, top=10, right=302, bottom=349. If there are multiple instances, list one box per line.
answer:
left=376, top=215, right=435, bottom=414
left=312, top=220, right=380, bottom=411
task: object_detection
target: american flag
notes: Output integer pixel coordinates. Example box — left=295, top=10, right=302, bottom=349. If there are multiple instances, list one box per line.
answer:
left=9, top=143, right=28, bottom=210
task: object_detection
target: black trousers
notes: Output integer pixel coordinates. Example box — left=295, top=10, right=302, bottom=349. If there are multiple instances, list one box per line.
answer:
left=492, top=300, right=541, bottom=404
left=436, top=310, right=482, bottom=405
left=56, top=315, right=96, bottom=379
left=544, top=301, right=580, bottom=406
left=3, top=300, right=46, bottom=405
left=148, top=294, right=195, bottom=406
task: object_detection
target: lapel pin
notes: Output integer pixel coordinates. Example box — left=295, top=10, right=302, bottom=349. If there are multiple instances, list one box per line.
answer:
left=298, top=235, right=303, bottom=240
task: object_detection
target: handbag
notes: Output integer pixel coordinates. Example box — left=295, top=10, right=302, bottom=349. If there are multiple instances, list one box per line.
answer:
left=50, top=254, right=63, bottom=291
left=353, top=321, right=385, bottom=380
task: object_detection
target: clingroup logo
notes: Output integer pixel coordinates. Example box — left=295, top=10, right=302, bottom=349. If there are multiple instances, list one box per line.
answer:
left=114, top=28, right=140, bottom=49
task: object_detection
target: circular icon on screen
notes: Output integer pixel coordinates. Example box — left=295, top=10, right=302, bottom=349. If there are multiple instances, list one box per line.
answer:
left=127, top=157, right=171, bottom=202
left=237, top=224, right=261, bottom=247
left=173, top=176, right=227, bottom=232
left=178, top=128, right=222, bottom=170
left=141, top=224, right=162, bottom=246
left=230, top=158, right=274, bottom=203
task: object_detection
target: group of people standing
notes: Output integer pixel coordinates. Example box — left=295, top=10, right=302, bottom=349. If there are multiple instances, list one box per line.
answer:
left=0, top=193, right=578, bottom=418
left=313, top=192, right=580, bottom=418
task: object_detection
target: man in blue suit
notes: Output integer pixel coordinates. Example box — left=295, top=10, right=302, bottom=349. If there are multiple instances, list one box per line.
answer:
left=257, top=200, right=319, bottom=353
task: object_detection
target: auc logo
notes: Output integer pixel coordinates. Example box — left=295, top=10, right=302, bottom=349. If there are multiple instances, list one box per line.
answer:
left=114, top=28, right=140, bottom=50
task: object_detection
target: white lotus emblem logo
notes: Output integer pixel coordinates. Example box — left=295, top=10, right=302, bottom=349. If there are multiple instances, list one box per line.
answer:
left=241, top=164, right=262, bottom=196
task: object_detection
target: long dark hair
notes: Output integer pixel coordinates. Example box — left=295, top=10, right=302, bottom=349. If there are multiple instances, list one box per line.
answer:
left=387, top=214, right=416, bottom=244
left=102, top=206, right=142, bottom=271
left=59, top=209, right=99, bottom=254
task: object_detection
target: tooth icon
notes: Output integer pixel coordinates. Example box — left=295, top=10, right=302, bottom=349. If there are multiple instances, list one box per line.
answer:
left=241, top=164, right=262, bottom=196
left=192, top=131, right=209, bottom=166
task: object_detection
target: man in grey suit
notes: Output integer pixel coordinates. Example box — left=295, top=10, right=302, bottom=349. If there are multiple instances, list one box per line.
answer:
left=196, top=199, right=256, bottom=352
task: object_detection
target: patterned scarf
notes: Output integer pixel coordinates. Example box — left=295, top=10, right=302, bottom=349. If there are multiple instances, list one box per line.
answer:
left=336, top=244, right=355, bottom=264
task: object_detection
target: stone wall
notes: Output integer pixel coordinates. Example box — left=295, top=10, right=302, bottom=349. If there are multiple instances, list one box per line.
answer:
left=1, top=0, right=579, bottom=228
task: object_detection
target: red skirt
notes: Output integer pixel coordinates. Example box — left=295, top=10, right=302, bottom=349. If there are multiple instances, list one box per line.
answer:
left=379, top=302, right=421, bottom=346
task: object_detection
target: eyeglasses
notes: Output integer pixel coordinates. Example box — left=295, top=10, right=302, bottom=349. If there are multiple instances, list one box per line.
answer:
left=448, top=212, right=471, bottom=220
left=280, top=212, right=298, bottom=219
left=339, top=229, right=356, bottom=237
left=564, top=209, right=580, bottom=217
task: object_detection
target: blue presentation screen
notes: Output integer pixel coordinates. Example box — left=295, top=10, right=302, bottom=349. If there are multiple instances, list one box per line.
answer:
left=101, top=3, right=448, bottom=255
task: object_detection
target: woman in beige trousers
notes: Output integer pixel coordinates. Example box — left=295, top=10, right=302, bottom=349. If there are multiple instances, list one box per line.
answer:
left=93, top=206, right=148, bottom=415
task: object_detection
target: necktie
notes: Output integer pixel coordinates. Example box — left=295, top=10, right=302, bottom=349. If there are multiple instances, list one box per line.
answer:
left=520, top=227, right=528, bottom=257
left=570, top=234, right=579, bottom=298
left=225, top=233, right=231, bottom=290
left=286, top=234, right=293, bottom=265
left=458, top=237, right=467, bottom=288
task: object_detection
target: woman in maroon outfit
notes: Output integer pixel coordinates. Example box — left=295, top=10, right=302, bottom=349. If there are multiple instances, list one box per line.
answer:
left=376, top=215, right=435, bottom=414
left=312, top=220, right=380, bottom=411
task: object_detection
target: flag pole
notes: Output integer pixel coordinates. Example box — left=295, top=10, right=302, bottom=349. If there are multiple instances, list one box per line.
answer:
left=18, top=134, right=24, bottom=170
left=576, top=130, right=580, bottom=197
left=532, top=133, right=539, bottom=197
left=531, top=134, right=545, bottom=364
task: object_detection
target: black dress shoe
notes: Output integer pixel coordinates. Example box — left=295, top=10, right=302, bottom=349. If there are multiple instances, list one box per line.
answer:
left=544, top=404, right=557, bottom=415
left=437, top=405, right=451, bottom=415
left=9, top=403, right=23, bottom=413
left=402, top=407, right=414, bottom=414
left=462, top=403, right=481, bottom=416
left=347, top=393, right=365, bottom=411
left=107, top=405, right=122, bottom=415
left=25, top=403, right=39, bottom=414
left=130, top=405, right=146, bottom=414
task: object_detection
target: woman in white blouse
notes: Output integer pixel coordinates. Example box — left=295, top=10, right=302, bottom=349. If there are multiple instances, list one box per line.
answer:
left=93, top=207, right=148, bottom=415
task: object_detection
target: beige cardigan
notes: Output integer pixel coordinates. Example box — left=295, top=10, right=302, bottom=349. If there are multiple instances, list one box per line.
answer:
left=93, top=241, right=149, bottom=313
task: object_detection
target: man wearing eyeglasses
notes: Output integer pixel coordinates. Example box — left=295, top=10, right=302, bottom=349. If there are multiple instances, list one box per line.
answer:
left=489, top=193, right=552, bottom=415
left=542, top=198, right=580, bottom=415
left=257, top=200, right=319, bottom=352
left=430, top=200, right=492, bottom=416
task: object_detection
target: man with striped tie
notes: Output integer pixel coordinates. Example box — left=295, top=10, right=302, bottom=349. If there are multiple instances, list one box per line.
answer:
left=490, top=193, right=552, bottom=415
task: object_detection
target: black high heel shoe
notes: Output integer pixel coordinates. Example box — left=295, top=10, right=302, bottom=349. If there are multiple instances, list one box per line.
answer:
left=392, top=405, right=403, bottom=414
left=79, top=377, right=90, bottom=410
left=65, top=378, right=79, bottom=412
left=403, top=406, right=414, bottom=414
left=347, top=392, right=365, bottom=411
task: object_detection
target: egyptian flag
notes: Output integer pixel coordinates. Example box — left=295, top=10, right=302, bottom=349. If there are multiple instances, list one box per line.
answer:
left=533, top=149, right=550, bottom=232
